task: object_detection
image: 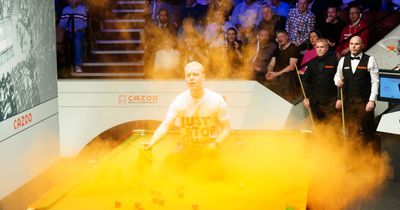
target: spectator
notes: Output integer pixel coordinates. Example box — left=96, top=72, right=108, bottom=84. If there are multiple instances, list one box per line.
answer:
left=257, top=6, right=275, bottom=31
left=153, top=9, right=178, bottom=36
left=230, top=0, right=262, bottom=36
left=317, top=6, right=345, bottom=48
left=266, top=30, right=301, bottom=101
left=270, top=0, right=290, bottom=18
left=336, top=5, right=369, bottom=59
left=225, top=28, right=244, bottom=77
left=177, top=15, right=204, bottom=37
left=257, top=6, right=285, bottom=33
left=302, top=38, right=338, bottom=121
left=299, top=30, right=322, bottom=73
left=153, top=37, right=181, bottom=78
left=59, top=0, right=87, bottom=73
left=208, top=0, right=233, bottom=16
left=334, top=36, right=379, bottom=143
left=179, top=0, right=208, bottom=25
left=252, top=27, right=277, bottom=81
left=204, top=10, right=234, bottom=47
left=239, top=27, right=258, bottom=47
left=204, top=10, right=234, bottom=77
left=311, top=0, right=341, bottom=27
left=285, top=0, right=316, bottom=47
left=145, top=8, right=177, bottom=68
left=149, top=0, right=177, bottom=26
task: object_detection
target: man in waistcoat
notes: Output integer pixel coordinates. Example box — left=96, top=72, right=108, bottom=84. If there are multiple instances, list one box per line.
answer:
left=334, top=36, right=379, bottom=142
left=302, top=38, right=338, bottom=121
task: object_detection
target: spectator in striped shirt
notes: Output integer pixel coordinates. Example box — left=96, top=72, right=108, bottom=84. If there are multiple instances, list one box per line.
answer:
left=59, top=0, right=87, bottom=73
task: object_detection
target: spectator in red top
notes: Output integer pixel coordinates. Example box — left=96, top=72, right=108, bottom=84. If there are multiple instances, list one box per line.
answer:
left=335, top=5, right=369, bottom=59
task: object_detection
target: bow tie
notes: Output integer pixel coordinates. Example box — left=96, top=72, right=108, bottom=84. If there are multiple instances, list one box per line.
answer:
left=351, top=56, right=360, bottom=60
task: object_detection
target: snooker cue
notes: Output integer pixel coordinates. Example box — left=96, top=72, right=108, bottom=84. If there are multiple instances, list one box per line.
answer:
left=340, top=87, right=346, bottom=139
left=294, top=64, right=316, bottom=131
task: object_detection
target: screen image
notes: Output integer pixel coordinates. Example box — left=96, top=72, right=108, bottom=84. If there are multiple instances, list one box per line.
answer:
left=0, top=0, right=57, bottom=122
left=379, top=76, right=400, bottom=100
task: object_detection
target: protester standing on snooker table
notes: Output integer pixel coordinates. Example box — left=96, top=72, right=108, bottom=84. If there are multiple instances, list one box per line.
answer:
left=141, top=61, right=230, bottom=172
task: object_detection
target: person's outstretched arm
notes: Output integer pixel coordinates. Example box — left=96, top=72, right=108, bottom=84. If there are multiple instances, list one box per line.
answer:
left=142, top=99, right=178, bottom=149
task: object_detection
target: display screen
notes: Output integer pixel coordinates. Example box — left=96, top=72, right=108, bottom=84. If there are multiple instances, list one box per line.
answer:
left=378, top=70, right=400, bottom=103
left=0, top=0, right=57, bottom=122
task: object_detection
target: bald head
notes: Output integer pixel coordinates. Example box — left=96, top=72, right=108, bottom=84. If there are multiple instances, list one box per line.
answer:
left=349, top=36, right=364, bottom=56
left=350, top=36, right=363, bottom=45
left=184, top=61, right=205, bottom=74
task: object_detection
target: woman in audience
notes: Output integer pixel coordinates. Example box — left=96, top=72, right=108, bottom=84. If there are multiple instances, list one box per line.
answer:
left=225, top=27, right=244, bottom=77
left=299, top=30, right=322, bottom=73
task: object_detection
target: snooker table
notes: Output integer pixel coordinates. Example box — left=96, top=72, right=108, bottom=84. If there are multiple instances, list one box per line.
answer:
left=27, top=130, right=311, bottom=210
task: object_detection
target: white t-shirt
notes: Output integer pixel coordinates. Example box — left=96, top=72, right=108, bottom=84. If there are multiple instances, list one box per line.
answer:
left=164, top=88, right=229, bottom=144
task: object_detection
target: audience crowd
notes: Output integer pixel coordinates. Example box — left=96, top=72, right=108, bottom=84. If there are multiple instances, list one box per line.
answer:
left=144, top=0, right=397, bottom=75
left=54, top=0, right=400, bottom=101
left=52, top=0, right=400, bottom=148
left=143, top=0, right=396, bottom=98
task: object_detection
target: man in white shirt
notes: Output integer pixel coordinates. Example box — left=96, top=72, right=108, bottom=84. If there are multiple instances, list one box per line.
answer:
left=334, top=36, right=379, bottom=142
left=142, top=61, right=230, bottom=169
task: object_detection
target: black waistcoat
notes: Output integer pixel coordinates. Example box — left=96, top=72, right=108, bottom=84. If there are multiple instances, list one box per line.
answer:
left=343, top=54, right=371, bottom=101
left=305, top=55, right=338, bottom=102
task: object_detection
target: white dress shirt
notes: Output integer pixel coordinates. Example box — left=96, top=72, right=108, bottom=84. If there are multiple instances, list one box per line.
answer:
left=334, top=52, right=379, bottom=101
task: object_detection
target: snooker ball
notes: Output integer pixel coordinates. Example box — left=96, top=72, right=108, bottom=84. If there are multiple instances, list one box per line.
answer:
left=114, top=200, right=121, bottom=208
left=134, top=202, right=141, bottom=209
left=192, top=204, right=199, bottom=210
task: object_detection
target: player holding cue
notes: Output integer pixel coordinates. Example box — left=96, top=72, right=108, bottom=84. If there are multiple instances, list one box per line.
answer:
left=141, top=61, right=230, bottom=171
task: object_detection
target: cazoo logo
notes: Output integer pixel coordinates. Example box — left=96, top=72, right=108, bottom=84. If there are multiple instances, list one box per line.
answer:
left=118, top=94, right=159, bottom=104
left=13, top=113, right=33, bottom=130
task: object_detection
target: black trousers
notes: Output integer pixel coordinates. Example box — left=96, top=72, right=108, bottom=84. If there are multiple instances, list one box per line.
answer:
left=309, top=99, right=337, bottom=122
left=344, top=98, right=376, bottom=142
